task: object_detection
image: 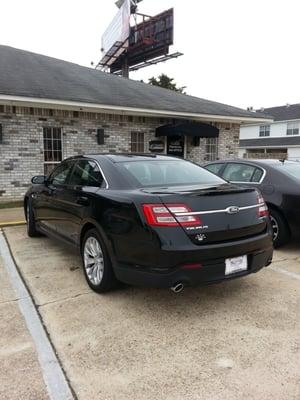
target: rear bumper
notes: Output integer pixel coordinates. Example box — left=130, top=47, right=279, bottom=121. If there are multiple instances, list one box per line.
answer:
left=113, top=233, right=273, bottom=288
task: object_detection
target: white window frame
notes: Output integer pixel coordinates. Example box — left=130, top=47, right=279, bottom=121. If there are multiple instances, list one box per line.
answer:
left=286, top=122, right=299, bottom=136
left=131, top=131, right=145, bottom=153
left=259, top=125, right=270, bottom=137
left=205, top=138, right=218, bottom=161
left=43, top=127, right=63, bottom=175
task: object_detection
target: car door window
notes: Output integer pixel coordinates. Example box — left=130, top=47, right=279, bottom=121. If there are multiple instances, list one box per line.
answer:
left=205, top=163, right=225, bottom=176
left=222, top=163, right=256, bottom=182
left=48, top=162, right=73, bottom=186
left=69, top=160, right=104, bottom=187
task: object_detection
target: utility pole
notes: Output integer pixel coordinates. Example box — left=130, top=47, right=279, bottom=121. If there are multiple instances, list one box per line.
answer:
left=121, top=56, right=129, bottom=78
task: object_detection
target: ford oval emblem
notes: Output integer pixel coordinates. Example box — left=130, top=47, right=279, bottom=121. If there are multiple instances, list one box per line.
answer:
left=226, top=206, right=240, bottom=214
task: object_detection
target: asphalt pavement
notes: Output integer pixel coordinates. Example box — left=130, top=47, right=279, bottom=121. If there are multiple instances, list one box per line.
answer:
left=0, top=226, right=299, bottom=400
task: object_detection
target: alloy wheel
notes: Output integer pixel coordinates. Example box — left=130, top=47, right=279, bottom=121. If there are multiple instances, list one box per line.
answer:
left=83, top=237, right=104, bottom=285
left=270, top=215, right=279, bottom=242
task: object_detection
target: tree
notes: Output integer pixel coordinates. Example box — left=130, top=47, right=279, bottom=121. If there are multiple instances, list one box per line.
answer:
left=148, top=74, right=186, bottom=93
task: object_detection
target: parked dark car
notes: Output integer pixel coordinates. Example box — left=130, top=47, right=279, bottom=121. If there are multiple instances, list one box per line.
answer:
left=204, top=159, right=300, bottom=247
left=24, top=154, right=273, bottom=293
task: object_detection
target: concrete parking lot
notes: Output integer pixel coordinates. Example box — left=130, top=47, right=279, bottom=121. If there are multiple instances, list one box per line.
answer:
left=1, top=225, right=299, bottom=400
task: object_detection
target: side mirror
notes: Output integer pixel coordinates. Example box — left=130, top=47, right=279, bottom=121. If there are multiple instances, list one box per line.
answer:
left=31, top=175, right=46, bottom=184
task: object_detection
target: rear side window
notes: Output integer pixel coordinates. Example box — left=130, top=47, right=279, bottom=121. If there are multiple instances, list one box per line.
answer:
left=205, top=163, right=225, bottom=176
left=118, top=160, right=225, bottom=187
left=69, top=160, right=104, bottom=187
left=222, top=163, right=258, bottom=183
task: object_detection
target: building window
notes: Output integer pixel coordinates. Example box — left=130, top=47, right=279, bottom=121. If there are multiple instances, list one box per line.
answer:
left=287, top=122, right=299, bottom=135
left=259, top=125, right=270, bottom=137
left=205, top=138, right=218, bottom=161
left=131, top=131, right=145, bottom=153
left=43, top=127, right=62, bottom=175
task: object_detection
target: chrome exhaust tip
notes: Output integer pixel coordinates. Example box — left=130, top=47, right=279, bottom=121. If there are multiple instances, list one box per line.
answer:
left=170, top=283, right=184, bottom=294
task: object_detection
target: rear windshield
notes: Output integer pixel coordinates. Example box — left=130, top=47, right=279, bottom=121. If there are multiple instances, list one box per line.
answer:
left=274, top=162, right=300, bottom=181
left=118, top=160, right=225, bottom=187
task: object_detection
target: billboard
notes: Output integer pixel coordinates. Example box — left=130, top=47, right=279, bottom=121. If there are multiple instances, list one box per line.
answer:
left=100, top=0, right=131, bottom=66
left=110, top=8, right=174, bottom=73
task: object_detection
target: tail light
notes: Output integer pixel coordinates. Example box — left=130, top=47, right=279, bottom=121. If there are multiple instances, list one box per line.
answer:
left=142, top=203, right=201, bottom=227
left=257, top=193, right=269, bottom=218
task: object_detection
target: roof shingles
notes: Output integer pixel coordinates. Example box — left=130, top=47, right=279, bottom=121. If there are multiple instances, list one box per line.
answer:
left=0, top=45, right=268, bottom=120
left=258, top=104, right=300, bottom=121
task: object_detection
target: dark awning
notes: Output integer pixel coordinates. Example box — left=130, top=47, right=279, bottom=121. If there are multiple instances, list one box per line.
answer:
left=156, top=121, right=219, bottom=138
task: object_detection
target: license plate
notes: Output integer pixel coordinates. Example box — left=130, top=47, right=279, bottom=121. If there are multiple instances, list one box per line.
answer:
left=225, top=255, right=248, bottom=275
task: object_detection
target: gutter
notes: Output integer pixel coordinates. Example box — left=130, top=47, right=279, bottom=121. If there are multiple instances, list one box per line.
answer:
left=0, top=94, right=273, bottom=124
left=239, top=144, right=300, bottom=149
left=241, top=118, right=300, bottom=126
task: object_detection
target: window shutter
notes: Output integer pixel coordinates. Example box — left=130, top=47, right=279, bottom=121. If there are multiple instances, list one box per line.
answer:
left=97, top=128, right=105, bottom=145
left=193, top=137, right=200, bottom=146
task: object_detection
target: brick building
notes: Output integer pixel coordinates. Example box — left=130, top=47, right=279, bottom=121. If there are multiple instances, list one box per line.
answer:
left=0, top=45, right=270, bottom=202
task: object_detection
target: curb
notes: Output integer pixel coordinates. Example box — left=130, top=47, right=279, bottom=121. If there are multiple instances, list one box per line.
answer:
left=0, top=230, right=75, bottom=400
left=0, top=221, right=26, bottom=228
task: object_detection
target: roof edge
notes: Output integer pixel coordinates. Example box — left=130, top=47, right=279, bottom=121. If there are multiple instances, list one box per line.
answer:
left=0, top=95, right=274, bottom=124
left=242, top=117, right=300, bottom=126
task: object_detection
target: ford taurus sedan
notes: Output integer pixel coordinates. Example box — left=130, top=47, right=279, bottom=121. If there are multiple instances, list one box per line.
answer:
left=24, top=154, right=273, bottom=293
left=204, top=159, right=300, bottom=247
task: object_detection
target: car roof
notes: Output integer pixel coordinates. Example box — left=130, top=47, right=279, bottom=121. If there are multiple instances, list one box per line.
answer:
left=65, top=153, right=180, bottom=163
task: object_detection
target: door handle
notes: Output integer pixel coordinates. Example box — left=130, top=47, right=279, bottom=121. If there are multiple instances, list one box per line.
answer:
left=76, top=196, right=89, bottom=206
left=45, top=185, right=56, bottom=196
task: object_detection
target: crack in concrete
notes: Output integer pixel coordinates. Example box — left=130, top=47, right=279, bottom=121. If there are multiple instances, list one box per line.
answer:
left=37, top=291, right=92, bottom=308
left=272, top=258, right=289, bottom=263
left=269, top=265, right=300, bottom=281
left=272, top=257, right=300, bottom=264
left=0, top=296, right=30, bottom=306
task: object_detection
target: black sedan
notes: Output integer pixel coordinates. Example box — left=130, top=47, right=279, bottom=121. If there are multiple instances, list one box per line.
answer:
left=24, top=154, right=273, bottom=293
left=204, top=159, right=300, bottom=247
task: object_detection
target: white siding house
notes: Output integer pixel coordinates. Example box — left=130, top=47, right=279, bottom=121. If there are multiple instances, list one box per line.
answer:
left=239, top=104, right=300, bottom=161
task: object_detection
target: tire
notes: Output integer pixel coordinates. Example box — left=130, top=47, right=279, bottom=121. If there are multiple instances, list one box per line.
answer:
left=81, top=229, right=117, bottom=293
left=25, top=199, right=40, bottom=237
left=269, top=208, right=290, bottom=248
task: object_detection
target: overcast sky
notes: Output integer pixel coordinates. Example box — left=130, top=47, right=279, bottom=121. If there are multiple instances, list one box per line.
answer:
left=1, top=0, right=299, bottom=109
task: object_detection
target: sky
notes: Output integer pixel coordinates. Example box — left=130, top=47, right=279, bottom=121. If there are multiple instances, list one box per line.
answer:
left=0, top=0, right=299, bottom=110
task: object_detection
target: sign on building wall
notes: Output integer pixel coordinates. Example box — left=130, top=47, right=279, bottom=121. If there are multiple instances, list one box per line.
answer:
left=149, top=140, right=165, bottom=153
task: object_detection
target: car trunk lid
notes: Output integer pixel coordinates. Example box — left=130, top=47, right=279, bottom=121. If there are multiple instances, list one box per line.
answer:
left=143, top=183, right=268, bottom=245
